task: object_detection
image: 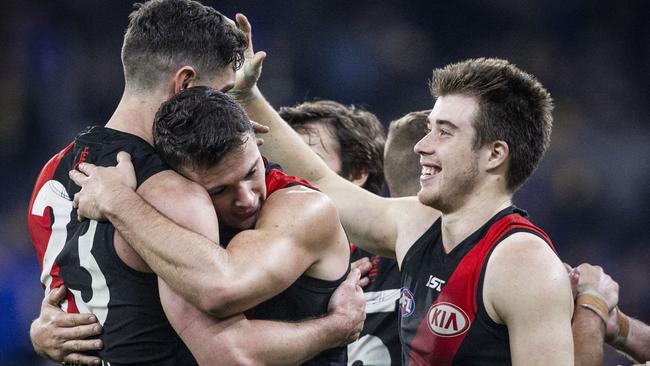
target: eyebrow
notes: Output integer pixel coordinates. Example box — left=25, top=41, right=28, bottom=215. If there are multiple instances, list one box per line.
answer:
left=434, top=119, right=459, bottom=130
left=206, top=156, right=261, bottom=195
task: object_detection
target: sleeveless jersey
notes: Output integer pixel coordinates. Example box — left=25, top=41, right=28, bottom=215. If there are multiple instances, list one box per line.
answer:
left=226, top=161, right=349, bottom=366
left=348, top=246, right=401, bottom=365
left=398, top=207, right=557, bottom=366
left=27, top=126, right=197, bottom=366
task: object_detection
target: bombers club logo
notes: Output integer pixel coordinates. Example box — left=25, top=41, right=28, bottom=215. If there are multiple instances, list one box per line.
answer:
left=427, top=302, right=470, bottom=337
left=399, top=288, right=415, bottom=317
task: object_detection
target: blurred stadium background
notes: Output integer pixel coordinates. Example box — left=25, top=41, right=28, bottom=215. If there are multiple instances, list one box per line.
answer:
left=1, top=0, right=648, bottom=364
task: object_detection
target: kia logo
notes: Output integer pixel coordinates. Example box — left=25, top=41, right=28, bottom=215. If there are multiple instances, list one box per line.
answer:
left=427, top=302, right=470, bottom=337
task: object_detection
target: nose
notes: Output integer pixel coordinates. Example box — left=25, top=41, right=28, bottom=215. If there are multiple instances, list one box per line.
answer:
left=414, top=131, right=435, bottom=156
left=234, top=184, right=257, bottom=209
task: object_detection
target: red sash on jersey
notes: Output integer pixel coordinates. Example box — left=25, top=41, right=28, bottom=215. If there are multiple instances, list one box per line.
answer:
left=27, top=142, right=80, bottom=312
left=265, top=164, right=319, bottom=195
left=407, top=214, right=556, bottom=366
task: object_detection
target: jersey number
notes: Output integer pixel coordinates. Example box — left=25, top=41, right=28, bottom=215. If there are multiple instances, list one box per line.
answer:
left=31, top=179, right=110, bottom=324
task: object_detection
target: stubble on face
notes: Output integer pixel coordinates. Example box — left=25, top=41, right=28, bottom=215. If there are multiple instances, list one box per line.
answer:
left=418, top=146, right=481, bottom=214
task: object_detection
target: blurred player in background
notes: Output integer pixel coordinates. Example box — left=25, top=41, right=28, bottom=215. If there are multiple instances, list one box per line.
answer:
left=383, top=110, right=430, bottom=198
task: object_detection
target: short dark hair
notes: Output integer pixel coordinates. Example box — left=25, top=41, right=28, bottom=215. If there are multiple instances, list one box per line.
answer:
left=153, top=86, right=252, bottom=172
left=430, top=58, right=554, bottom=191
left=384, top=110, right=430, bottom=197
left=122, top=0, right=247, bottom=90
left=279, top=100, right=386, bottom=195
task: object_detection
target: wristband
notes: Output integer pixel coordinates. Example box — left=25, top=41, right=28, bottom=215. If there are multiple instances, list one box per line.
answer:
left=576, top=292, right=609, bottom=326
left=611, top=307, right=630, bottom=347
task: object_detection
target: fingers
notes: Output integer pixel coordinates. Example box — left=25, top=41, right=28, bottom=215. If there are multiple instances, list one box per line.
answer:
left=63, top=351, right=102, bottom=366
left=235, top=13, right=251, bottom=35
left=59, top=323, right=103, bottom=340
left=256, top=137, right=265, bottom=147
left=358, top=276, right=370, bottom=288
left=116, top=151, right=132, bottom=165
left=69, top=169, right=88, bottom=187
left=77, top=162, right=97, bottom=175
left=249, top=51, right=266, bottom=71
left=250, top=120, right=270, bottom=134
left=54, top=312, right=99, bottom=328
left=235, top=13, right=254, bottom=57
left=44, top=286, right=67, bottom=306
left=351, top=257, right=372, bottom=276
left=349, top=268, right=361, bottom=283
left=563, top=262, right=573, bottom=273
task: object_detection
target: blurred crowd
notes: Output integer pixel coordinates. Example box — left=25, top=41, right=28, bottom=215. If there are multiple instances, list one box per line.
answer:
left=1, top=0, right=648, bottom=364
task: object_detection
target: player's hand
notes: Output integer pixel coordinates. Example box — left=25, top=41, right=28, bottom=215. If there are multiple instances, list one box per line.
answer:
left=351, top=257, right=373, bottom=288
left=327, top=268, right=366, bottom=346
left=563, top=262, right=579, bottom=298
left=70, top=151, right=136, bottom=221
left=251, top=120, right=269, bottom=146
left=31, top=286, right=103, bottom=365
left=576, top=263, right=619, bottom=311
left=228, top=13, right=266, bottom=104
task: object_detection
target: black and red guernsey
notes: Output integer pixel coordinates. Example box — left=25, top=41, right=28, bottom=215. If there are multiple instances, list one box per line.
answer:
left=27, top=126, right=197, bottom=366
left=398, top=206, right=557, bottom=365
left=226, top=161, right=349, bottom=366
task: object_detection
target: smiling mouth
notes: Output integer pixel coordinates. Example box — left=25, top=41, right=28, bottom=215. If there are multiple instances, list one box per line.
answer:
left=421, top=166, right=441, bottom=176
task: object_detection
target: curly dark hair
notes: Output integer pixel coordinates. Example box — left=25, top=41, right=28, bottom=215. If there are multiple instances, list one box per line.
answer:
left=122, top=0, right=247, bottom=91
left=153, top=86, right=252, bottom=172
left=430, top=58, right=554, bottom=191
left=279, top=100, right=385, bottom=194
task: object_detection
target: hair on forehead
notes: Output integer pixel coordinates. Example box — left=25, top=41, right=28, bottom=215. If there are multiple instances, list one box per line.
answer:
left=429, top=58, right=553, bottom=191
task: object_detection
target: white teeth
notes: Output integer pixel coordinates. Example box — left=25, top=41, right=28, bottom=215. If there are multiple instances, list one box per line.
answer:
left=421, top=166, right=440, bottom=175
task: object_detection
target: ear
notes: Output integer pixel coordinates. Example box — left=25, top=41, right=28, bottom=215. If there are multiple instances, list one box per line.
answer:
left=173, top=66, right=197, bottom=94
left=346, top=168, right=369, bottom=188
left=485, top=140, right=509, bottom=171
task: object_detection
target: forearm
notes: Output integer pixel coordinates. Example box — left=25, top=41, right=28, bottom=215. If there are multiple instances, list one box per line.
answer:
left=573, top=307, right=605, bottom=366
left=237, top=87, right=330, bottom=183
left=105, top=189, right=229, bottom=313
left=611, top=317, right=650, bottom=363
left=240, top=316, right=347, bottom=365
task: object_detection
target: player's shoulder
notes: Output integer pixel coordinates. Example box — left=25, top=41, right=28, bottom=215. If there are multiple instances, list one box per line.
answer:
left=138, top=170, right=211, bottom=210
left=267, top=185, right=336, bottom=219
left=486, top=231, right=567, bottom=299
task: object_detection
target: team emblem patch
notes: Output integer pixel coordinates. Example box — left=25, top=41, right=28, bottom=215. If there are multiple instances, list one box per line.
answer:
left=399, top=288, right=415, bottom=317
left=427, top=302, right=470, bottom=337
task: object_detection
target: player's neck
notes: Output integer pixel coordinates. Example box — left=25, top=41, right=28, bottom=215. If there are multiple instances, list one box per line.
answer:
left=440, top=183, right=512, bottom=254
left=105, top=90, right=167, bottom=146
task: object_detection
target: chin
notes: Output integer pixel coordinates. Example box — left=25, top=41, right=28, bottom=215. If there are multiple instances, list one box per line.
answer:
left=417, top=190, right=449, bottom=212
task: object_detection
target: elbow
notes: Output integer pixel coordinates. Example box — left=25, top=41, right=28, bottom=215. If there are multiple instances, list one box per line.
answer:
left=198, top=282, right=244, bottom=318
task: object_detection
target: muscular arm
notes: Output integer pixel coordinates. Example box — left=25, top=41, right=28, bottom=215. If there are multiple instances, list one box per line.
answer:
left=159, top=270, right=364, bottom=366
left=72, top=164, right=347, bottom=317
left=238, top=87, right=436, bottom=262
left=615, top=316, right=650, bottom=362
left=202, top=187, right=350, bottom=316
left=225, top=14, right=436, bottom=262
left=485, top=233, right=575, bottom=366
left=572, top=307, right=606, bottom=366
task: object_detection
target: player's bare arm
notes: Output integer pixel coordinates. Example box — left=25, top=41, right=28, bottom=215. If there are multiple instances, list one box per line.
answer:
left=66, top=152, right=366, bottom=364
left=208, top=186, right=350, bottom=317
left=484, top=232, right=575, bottom=366
left=70, top=155, right=349, bottom=317
left=229, top=15, right=436, bottom=263
left=159, top=268, right=365, bottom=366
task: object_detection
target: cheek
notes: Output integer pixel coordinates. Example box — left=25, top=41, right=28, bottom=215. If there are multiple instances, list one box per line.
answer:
left=211, top=196, right=233, bottom=216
